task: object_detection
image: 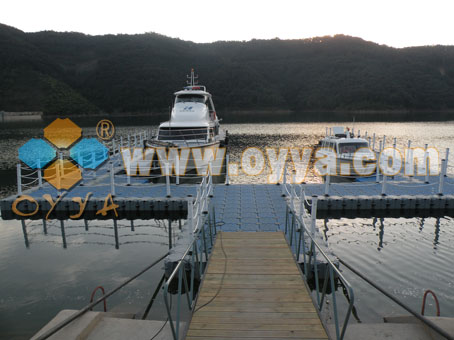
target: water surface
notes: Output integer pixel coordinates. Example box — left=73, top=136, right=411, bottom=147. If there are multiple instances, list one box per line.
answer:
left=0, top=119, right=453, bottom=338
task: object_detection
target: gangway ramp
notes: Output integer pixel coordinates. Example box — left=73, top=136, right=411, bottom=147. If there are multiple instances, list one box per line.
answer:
left=186, top=231, right=328, bottom=339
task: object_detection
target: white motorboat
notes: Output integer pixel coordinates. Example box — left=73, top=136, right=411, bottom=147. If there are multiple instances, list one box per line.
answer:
left=146, top=69, right=228, bottom=181
left=147, top=69, right=227, bottom=148
left=317, top=126, right=376, bottom=180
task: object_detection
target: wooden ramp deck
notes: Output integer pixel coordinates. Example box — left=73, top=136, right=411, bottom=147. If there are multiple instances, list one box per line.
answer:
left=186, top=232, right=329, bottom=340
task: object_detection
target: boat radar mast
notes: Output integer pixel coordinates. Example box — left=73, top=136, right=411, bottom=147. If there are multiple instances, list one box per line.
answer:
left=187, top=68, right=198, bottom=86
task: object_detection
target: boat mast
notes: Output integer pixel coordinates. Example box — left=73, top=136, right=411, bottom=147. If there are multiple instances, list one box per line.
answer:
left=187, top=68, right=198, bottom=86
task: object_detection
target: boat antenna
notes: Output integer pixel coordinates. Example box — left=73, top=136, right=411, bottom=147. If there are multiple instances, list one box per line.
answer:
left=187, top=68, right=198, bottom=86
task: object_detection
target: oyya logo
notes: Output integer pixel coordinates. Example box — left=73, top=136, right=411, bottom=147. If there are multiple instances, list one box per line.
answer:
left=18, top=118, right=109, bottom=190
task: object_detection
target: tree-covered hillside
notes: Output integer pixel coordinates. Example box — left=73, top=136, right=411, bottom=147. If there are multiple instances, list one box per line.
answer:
left=1, top=23, right=454, bottom=115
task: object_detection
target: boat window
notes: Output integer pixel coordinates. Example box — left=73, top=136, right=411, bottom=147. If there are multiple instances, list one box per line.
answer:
left=175, top=94, right=206, bottom=104
left=338, top=142, right=369, bottom=154
left=207, top=99, right=214, bottom=112
left=158, top=127, right=209, bottom=141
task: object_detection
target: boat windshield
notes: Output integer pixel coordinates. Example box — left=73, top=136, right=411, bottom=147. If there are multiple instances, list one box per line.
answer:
left=338, top=142, right=369, bottom=154
left=158, top=127, right=210, bottom=141
left=176, top=94, right=206, bottom=103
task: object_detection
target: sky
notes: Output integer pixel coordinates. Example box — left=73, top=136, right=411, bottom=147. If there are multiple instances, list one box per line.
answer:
left=1, top=0, right=454, bottom=48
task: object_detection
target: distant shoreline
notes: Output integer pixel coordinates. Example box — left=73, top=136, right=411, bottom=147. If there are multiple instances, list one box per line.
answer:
left=2, top=109, right=453, bottom=124
left=41, top=109, right=454, bottom=117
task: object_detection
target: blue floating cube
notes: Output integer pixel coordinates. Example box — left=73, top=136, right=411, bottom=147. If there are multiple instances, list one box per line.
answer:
left=18, top=138, right=56, bottom=169
left=70, top=138, right=108, bottom=169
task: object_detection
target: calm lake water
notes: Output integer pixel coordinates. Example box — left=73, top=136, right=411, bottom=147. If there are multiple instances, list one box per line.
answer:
left=0, top=117, right=454, bottom=339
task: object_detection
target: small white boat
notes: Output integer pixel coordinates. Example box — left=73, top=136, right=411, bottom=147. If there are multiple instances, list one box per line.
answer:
left=317, top=126, right=376, bottom=180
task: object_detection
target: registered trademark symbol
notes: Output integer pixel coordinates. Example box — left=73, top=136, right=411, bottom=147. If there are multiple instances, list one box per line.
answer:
left=96, top=119, right=115, bottom=141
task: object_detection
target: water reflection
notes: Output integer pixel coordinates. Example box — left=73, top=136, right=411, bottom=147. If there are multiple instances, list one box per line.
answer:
left=2, top=120, right=454, bottom=337
left=323, top=216, right=445, bottom=252
left=320, top=216, right=454, bottom=321
left=434, top=217, right=440, bottom=249
left=19, top=218, right=181, bottom=250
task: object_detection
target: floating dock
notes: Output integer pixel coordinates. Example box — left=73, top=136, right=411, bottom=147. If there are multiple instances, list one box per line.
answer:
left=300, top=175, right=454, bottom=218
left=13, top=130, right=454, bottom=340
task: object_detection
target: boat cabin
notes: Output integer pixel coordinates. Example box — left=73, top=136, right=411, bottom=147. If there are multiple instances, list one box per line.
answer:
left=156, top=75, right=220, bottom=143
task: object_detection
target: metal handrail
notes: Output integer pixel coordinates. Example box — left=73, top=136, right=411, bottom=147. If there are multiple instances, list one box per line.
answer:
left=421, top=289, right=440, bottom=316
left=284, top=189, right=354, bottom=340
left=89, top=286, right=107, bottom=312
left=161, top=170, right=215, bottom=339
left=162, top=203, right=216, bottom=339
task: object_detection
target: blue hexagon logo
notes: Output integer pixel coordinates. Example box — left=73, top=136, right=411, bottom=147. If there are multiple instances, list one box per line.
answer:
left=18, top=138, right=56, bottom=169
left=70, top=138, right=109, bottom=169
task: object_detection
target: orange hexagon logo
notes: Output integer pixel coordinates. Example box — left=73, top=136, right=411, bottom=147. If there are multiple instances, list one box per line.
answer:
left=44, top=159, right=82, bottom=190
left=44, top=118, right=82, bottom=149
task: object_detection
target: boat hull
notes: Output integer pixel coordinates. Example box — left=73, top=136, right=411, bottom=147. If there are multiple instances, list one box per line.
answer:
left=144, top=140, right=227, bottom=184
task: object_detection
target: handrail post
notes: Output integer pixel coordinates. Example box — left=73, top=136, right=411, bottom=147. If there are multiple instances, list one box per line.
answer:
left=37, top=158, right=42, bottom=188
left=225, top=153, right=230, bottom=185
left=208, top=161, right=213, bottom=196
left=372, top=133, right=376, bottom=151
left=381, top=173, right=387, bottom=196
left=424, top=145, right=429, bottom=183
left=110, top=162, right=115, bottom=196
left=282, top=161, right=287, bottom=196
left=17, top=163, right=22, bottom=195
left=393, top=138, right=397, bottom=160
left=176, top=265, right=182, bottom=340
left=56, top=159, right=61, bottom=192
left=444, top=148, right=450, bottom=177
left=324, top=161, right=331, bottom=197
left=311, top=196, right=318, bottom=236
left=330, top=266, right=340, bottom=340
left=376, top=143, right=381, bottom=183
left=38, top=167, right=43, bottom=188
left=299, top=186, right=304, bottom=218
left=406, top=140, right=412, bottom=174
left=187, top=196, right=194, bottom=238
left=59, top=152, right=64, bottom=177
left=127, top=160, right=131, bottom=185
left=438, top=159, right=446, bottom=195
left=176, top=154, right=180, bottom=185
left=166, top=163, right=171, bottom=197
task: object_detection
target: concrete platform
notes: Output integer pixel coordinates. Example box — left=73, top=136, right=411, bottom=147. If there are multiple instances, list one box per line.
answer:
left=328, top=316, right=454, bottom=340
left=31, top=309, right=184, bottom=340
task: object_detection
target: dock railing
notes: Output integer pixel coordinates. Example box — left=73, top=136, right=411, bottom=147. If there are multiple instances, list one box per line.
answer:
left=15, top=127, right=226, bottom=198
left=162, top=173, right=216, bottom=339
left=282, top=181, right=355, bottom=340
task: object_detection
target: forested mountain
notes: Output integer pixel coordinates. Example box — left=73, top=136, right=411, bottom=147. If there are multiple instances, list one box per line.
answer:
left=1, top=23, right=454, bottom=115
